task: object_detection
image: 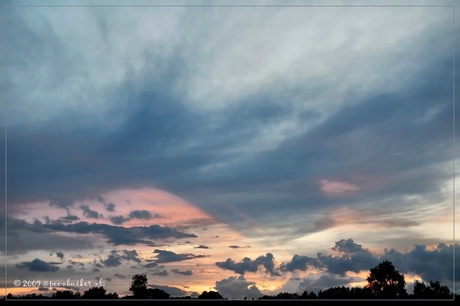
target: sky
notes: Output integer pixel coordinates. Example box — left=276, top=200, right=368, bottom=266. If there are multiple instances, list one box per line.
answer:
left=1, top=0, right=459, bottom=300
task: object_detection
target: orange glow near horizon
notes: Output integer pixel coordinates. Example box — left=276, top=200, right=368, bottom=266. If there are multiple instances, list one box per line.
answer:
left=5, top=186, right=456, bottom=299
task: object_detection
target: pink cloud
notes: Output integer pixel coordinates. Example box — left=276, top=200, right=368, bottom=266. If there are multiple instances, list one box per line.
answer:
left=320, top=179, right=360, bottom=197
left=100, top=188, right=221, bottom=228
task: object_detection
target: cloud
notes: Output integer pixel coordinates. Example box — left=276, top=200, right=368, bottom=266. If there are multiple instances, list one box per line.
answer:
left=55, top=252, right=64, bottom=260
left=1, top=216, right=94, bottom=255
left=195, top=245, right=210, bottom=249
left=215, top=275, right=262, bottom=300
left=68, top=260, right=84, bottom=267
left=120, top=250, right=141, bottom=263
left=129, top=209, right=157, bottom=220
left=1, top=8, right=457, bottom=297
left=152, top=270, right=168, bottom=276
left=49, top=194, right=74, bottom=211
left=79, top=204, right=103, bottom=219
left=96, top=195, right=116, bottom=212
left=101, top=255, right=122, bottom=268
left=381, top=243, right=460, bottom=284
left=16, top=258, right=60, bottom=272
left=110, top=215, right=130, bottom=225
left=153, top=249, right=208, bottom=263
left=280, top=239, right=379, bottom=276
left=281, top=239, right=460, bottom=285
left=171, top=269, right=192, bottom=276
left=331, top=238, right=366, bottom=254
left=321, top=180, right=360, bottom=197
left=318, top=251, right=379, bottom=277
left=59, top=215, right=80, bottom=223
left=229, top=245, right=251, bottom=249
left=216, top=253, right=280, bottom=276
left=110, top=210, right=161, bottom=225
left=39, top=220, right=197, bottom=245
left=144, top=262, right=158, bottom=269
left=4, top=28, right=448, bottom=241
left=1, top=4, right=454, bottom=246
left=280, top=254, right=320, bottom=273
left=101, top=249, right=141, bottom=267
left=104, top=202, right=116, bottom=212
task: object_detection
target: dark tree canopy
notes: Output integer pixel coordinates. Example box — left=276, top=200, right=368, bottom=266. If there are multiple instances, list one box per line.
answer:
left=80, top=286, right=118, bottom=299
left=127, top=274, right=170, bottom=299
left=365, top=260, right=407, bottom=298
left=197, top=291, right=223, bottom=299
left=81, top=286, right=106, bottom=299
left=413, top=280, right=451, bottom=298
left=129, top=274, right=148, bottom=297
left=51, top=290, right=81, bottom=299
left=299, top=291, right=318, bottom=299
left=145, top=288, right=170, bottom=299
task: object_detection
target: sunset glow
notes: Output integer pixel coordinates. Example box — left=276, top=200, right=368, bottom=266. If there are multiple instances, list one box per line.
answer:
left=1, top=0, right=458, bottom=300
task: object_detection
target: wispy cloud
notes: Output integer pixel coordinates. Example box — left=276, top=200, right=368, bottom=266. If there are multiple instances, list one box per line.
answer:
left=153, top=249, right=208, bottom=263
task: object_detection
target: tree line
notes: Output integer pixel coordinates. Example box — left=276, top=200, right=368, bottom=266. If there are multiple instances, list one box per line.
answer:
left=2, top=260, right=457, bottom=300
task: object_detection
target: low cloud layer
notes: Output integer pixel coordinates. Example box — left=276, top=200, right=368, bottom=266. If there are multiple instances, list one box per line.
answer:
left=42, top=221, right=197, bottom=246
left=218, top=239, right=459, bottom=285
left=215, top=275, right=263, bottom=300
left=216, top=253, right=280, bottom=276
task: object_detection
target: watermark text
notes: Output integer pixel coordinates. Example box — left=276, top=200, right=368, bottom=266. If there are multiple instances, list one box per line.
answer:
left=13, top=278, right=105, bottom=290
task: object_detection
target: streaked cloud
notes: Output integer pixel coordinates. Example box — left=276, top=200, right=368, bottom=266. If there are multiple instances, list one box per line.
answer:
left=171, top=269, right=193, bottom=276
left=40, top=221, right=197, bottom=246
left=195, top=245, right=211, bottom=249
left=16, top=259, right=61, bottom=272
left=153, top=249, right=208, bottom=263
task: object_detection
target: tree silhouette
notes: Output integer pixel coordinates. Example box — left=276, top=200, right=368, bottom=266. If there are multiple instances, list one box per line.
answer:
left=365, top=260, right=407, bottom=298
left=348, top=286, right=374, bottom=298
left=413, top=280, right=451, bottom=298
left=51, top=290, right=81, bottom=299
left=81, top=286, right=106, bottom=299
left=145, top=288, right=170, bottom=299
left=318, top=286, right=352, bottom=298
left=275, top=292, right=298, bottom=299
left=127, top=274, right=170, bottom=299
left=197, top=291, right=223, bottom=299
left=81, top=286, right=117, bottom=299
left=299, top=291, right=318, bottom=299
left=129, top=274, right=148, bottom=297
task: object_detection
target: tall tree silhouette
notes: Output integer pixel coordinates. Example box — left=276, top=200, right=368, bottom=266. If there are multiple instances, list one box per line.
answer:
left=365, top=260, right=407, bottom=298
left=127, top=274, right=170, bottom=299
left=129, top=274, right=148, bottom=297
